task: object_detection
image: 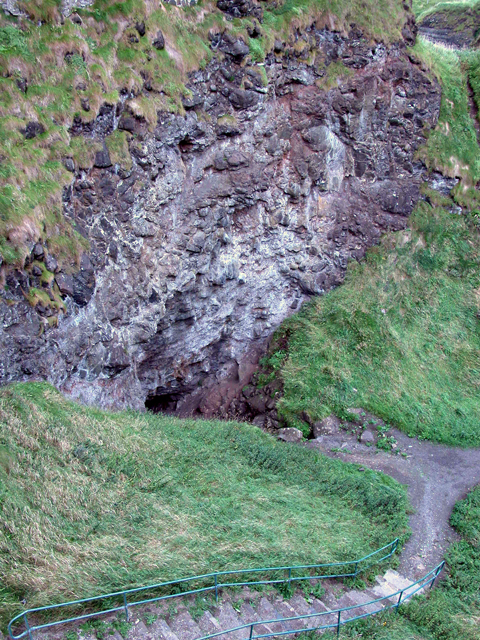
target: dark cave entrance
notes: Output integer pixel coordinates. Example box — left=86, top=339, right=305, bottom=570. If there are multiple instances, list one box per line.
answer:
left=145, top=392, right=183, bottom=414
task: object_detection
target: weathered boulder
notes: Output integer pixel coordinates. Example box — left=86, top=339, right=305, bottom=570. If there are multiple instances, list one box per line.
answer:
left=277, top=428, right=303, bottom=443
left=313, top=415, right=342, bottom=438
left=153, top=30, right=165, bottom=50
left=360, top=430, right=376, bottom=444
left=22, top=121, right=45, bottom=139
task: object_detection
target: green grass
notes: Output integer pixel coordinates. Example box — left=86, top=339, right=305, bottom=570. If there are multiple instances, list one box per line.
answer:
left=412, top=38, right=480, bottom=187
left=0, top=382, right=409, bottom=629
left=412, top=0, right=480, bottom=21
left=465, top=48, right=480, bottom=121
left=268, top=197, right=480, bottom=447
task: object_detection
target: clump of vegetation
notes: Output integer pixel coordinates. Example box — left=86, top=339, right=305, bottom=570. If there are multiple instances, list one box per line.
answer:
left=0, top=382, right=409, bottom=629
left=105, top=130, right=132, bottom=170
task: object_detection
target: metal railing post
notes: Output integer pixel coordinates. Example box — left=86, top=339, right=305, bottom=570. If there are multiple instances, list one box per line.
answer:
left=23, top=614, right=32, bottom=640
left=430, top=563, right=442, bottom=590
left=288, top=568, right=292, bottom=586
left=215, top=574, right=218, bottom=603
left=123, top=593, right=129, bottom=621
left=396, top=590, right=404, bottom=612
left=354, top=561, right=359, bottom=577
left=249, top=623, right=254, bottom=640
left=336, top=610, right=341, bottom=638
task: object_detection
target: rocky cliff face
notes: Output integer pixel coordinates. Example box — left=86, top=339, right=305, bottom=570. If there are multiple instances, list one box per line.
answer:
left=0, top=25, right=441, bottom=414
left=418, top=6, right=480, bottom=49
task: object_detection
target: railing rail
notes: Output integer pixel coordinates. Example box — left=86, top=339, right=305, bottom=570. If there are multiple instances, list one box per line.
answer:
left=8, top=539, right=400, bottom=640
left=192, top=560, right=445, bottom=640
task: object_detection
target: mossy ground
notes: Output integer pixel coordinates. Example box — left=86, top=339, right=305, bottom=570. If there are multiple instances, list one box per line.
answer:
left=0, top=382, right=409, bottom=629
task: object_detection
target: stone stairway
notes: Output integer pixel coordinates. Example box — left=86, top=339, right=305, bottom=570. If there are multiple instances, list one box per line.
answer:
left=54, top=570, right=424, bottom=640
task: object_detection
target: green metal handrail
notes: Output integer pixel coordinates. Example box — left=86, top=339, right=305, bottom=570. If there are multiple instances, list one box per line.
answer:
left=193, top=561, right=445, bottom=640
left=8, top=539, right=399, bottom=640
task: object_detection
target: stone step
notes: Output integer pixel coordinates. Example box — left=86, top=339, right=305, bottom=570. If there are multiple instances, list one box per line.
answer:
left=335, top=593, right=369, bottom=621
left=129, top=620, right=150, bottom=640
left=27, top=569, right=430, bottom=640
left=169, top=611, right=203, bottom=640
left=214, top=602, right=248, bottom=640
left=342, top=590, right=384, bottom=616
left=370, top=582, right=401, bottom=607
left=151, top=618, right=182, bottom=640
left=238, top=602, right=275, bottom=638
left=275, top=600, right=302, bottom=631
left=286, top=595, right=310, bottom=616
left=307, top=598, right=337, bottom=631
left=255, top=598, right=287, bottom=634
left=197, top=611, right=222, bottom=637
left=383, top=570, right=413, bottom=592
left=284, top=595, right=320, bottom=631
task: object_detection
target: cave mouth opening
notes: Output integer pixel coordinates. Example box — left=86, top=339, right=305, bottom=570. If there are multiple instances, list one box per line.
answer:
left=145, top=392, right=183, bottom=414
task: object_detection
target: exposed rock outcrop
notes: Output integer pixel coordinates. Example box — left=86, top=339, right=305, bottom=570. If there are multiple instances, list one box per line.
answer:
left=0, top=26, right=441, bottom=413
left=0, top=0, right=94, bottom=17
left=418, top=5, right=480, bottom=49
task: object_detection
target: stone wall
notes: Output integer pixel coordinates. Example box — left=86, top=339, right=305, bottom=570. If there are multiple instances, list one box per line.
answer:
left=0, top=25, right=441, bottom=415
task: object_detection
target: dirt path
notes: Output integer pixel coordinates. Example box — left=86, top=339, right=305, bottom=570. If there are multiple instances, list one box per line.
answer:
left=306, top=427, right=480, bottom=580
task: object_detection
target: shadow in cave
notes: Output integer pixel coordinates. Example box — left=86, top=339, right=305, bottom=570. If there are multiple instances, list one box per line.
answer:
left=145, top=392, right=184, bottom=414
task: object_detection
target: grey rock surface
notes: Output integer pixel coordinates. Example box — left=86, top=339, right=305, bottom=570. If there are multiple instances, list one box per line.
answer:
left=277, top=428, right=303, bottom=443
left=0, top=26, right=441, bottom=414
left=312, top=415, right=342, bottom=438
left=1, top=0, right=94, bottom=16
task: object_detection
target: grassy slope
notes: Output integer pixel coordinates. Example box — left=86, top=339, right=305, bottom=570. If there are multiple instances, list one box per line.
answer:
left=271, top=197, right=480, bottom=446
left=0, top=382, right=409, bottom=628
left=0, top=0, right=409, bottom=267
left=413, top=39, right=480, bottom=189
left=413, top=0, right=480, bottom=21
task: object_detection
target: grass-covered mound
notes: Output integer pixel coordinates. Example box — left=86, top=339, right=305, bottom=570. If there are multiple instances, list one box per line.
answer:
left=267, top=196, right=480, bottom=446
left=0, top=382, right=409, bottom=627
left=0, top=0, right=410, bottom=266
